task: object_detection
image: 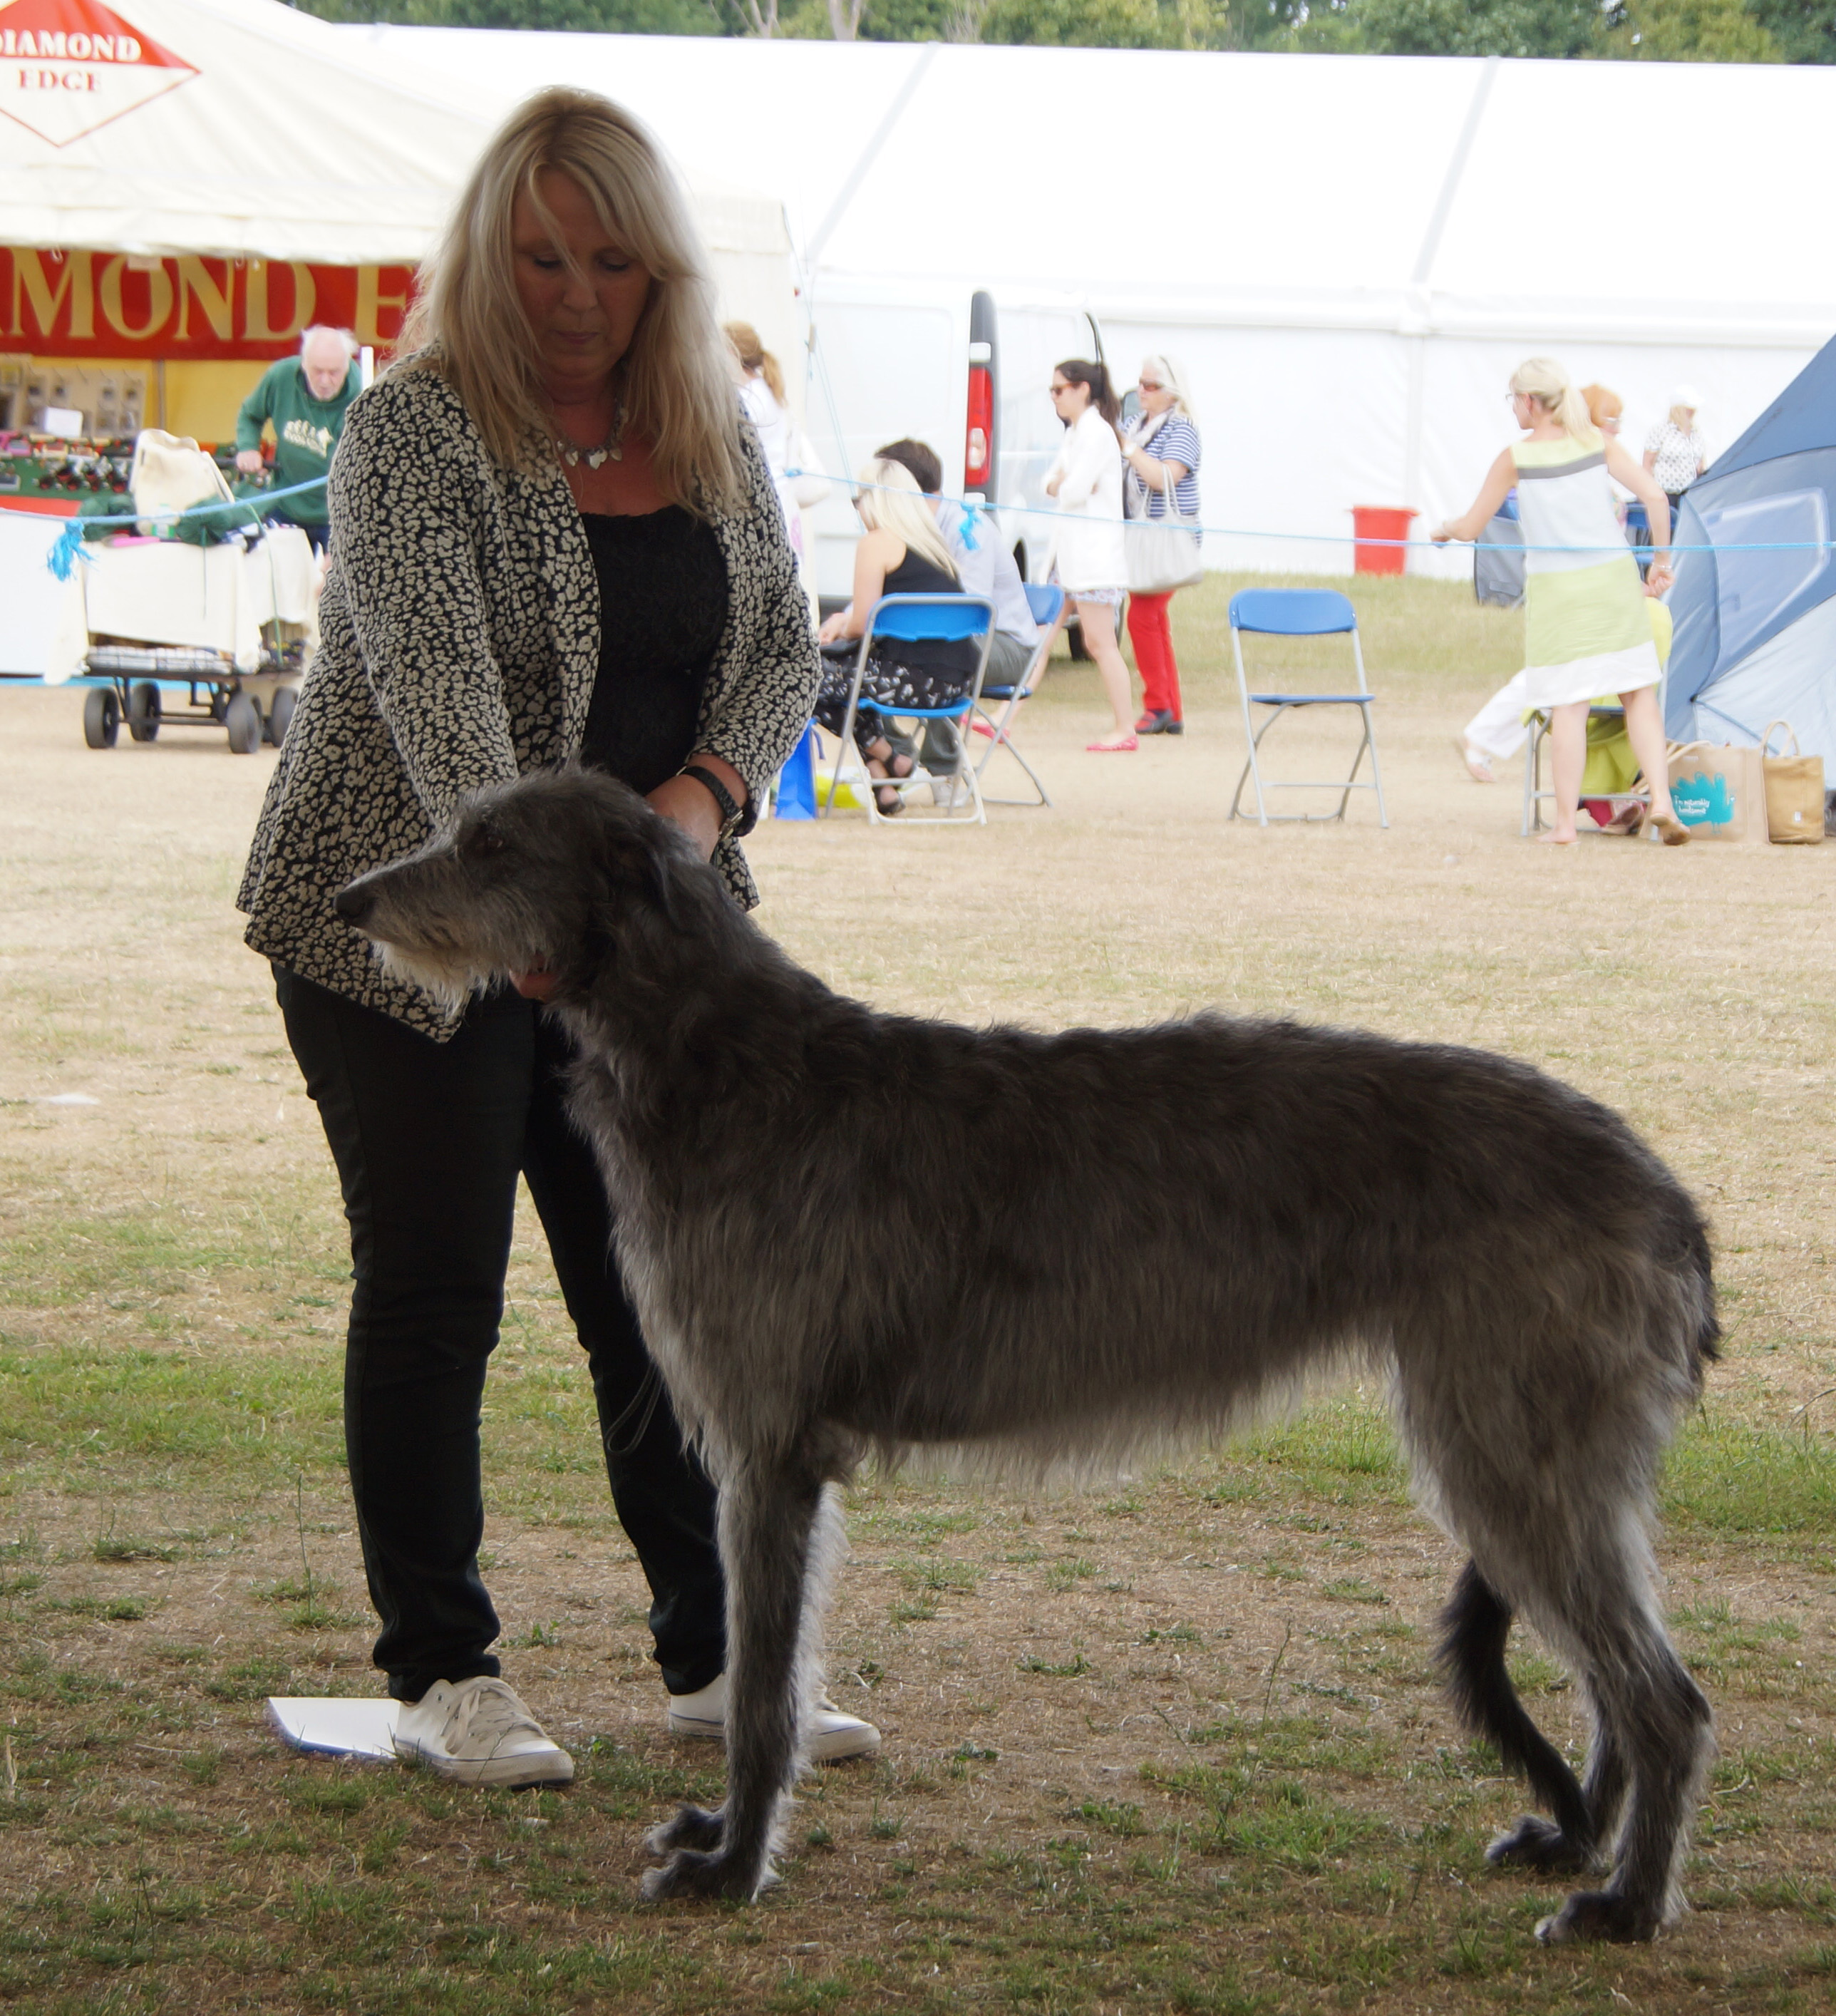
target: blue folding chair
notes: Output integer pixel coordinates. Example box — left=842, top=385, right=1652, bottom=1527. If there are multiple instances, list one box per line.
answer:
left=971, top=580, right=1061, bottom=808
left=823, top=592, right=995, bottom=826
left=1229, top=589, right=1388, bottom=828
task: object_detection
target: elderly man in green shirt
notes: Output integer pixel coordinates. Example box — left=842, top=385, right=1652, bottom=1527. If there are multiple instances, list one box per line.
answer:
left=234, top=326, right=361, bottom=552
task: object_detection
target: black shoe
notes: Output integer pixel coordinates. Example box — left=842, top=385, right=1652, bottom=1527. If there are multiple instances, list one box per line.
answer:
left=1134, top=709, right=1175, bottom=735
left=1164, top=717, right=1184, bottom=736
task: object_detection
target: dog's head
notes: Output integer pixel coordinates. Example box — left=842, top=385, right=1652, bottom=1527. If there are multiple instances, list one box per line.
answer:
left=334, top=766, right=716, bottom=1010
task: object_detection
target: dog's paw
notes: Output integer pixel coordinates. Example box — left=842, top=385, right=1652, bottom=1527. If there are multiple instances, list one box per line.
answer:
left=639, top=1846, right=772, bottom=1903
left=1485, top=1815, right=1594, bottom=1874
left=1535, top=1888, right=1661, bottom=1945
left=646, top=1804, right=725, bottom=1856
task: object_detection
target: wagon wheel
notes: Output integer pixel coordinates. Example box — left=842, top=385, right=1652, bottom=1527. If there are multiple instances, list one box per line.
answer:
left=83, top=686, right=121, bottom=749
left=127, top=681, right=162, bottom=743
left=266, top=686, right=298, bottom=748
left=225, top=691, right=264, bottom=756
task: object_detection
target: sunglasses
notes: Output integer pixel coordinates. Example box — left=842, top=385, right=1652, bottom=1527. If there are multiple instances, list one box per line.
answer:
left=1138, top=381, right=1164, bottom=392
left=1048, top=383, right=1073, bottom=396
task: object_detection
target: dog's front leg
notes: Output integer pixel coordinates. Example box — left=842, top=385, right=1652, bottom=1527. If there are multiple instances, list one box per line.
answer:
left=641, top=1451, right=828, bottom=1901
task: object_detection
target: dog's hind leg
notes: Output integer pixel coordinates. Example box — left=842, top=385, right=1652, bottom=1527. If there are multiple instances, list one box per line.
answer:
left=1438, top=1560, right=1597, bottom=1873
left=1533, top=1574, right=1713, bottom=1946
left=641, top=1446, right=833, bottom=1902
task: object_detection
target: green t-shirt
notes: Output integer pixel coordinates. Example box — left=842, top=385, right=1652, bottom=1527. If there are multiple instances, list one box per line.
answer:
left=234, top=357, right=359, bottom=525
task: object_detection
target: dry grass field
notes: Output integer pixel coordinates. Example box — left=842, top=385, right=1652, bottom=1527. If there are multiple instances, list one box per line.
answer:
left=2, top=571, right=1834, bottom=2015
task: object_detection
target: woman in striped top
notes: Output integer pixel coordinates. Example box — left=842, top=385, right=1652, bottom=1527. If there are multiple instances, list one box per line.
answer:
left=1120, top=354, right=1202, bottom=736
left=1433, top=356, right=1688, bottom=845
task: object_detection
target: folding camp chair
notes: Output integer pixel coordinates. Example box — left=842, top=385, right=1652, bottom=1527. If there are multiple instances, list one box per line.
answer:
left=1228, top=588, right=1388, bottom=828
left=971, top=580, right=1061, bottom=807
left=1521, top=704, right=1651, bottom=836
left=822, top=592, right=995, bottom=826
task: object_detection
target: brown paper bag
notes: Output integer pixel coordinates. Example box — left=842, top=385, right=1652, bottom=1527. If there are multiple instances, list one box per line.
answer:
left=1666, top=741, right=1768, bottom=843
left=1762, top=721, right=1825, bottom=845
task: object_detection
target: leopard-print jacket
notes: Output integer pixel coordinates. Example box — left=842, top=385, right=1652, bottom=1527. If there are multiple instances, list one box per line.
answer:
left=237, top=359, right=819, bottom=1039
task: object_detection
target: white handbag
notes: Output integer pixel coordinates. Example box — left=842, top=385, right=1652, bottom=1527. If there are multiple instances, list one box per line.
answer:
left=1123, top=428, right=1203, bottom=595
left=128, top=428, right=233, bottom=535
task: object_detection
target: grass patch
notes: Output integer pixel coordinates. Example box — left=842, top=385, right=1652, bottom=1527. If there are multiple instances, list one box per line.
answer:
left=5, top=608, right=1836, bottom=2012
left=1663, top=1413, right=1836, bottom=1536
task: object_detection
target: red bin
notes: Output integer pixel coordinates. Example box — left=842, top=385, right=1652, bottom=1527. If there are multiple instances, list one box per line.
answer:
left=1351, top=505, right=1417, bottom=575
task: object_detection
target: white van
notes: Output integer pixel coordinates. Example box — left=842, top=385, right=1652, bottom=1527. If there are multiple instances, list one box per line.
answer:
left=800, top=285, right=1106, bottom=602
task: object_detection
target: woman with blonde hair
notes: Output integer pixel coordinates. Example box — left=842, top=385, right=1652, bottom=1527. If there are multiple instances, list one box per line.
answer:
left=1434, top=357, right=1687, bottom=844
left=1119, top=353, right=1202, bottom=735
left=239, top=88, right=877, bottom=1781
left=815, top=457, right=980, bottom=813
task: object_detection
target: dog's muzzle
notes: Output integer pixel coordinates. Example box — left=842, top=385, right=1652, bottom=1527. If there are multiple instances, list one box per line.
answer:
left=334, top=882, right=374, bottom=926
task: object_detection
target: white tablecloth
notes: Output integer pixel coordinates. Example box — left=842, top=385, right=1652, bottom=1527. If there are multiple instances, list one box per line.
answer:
left=0, top=508, right=71, bottom=679
left=46, top=528, right=320, bottom=684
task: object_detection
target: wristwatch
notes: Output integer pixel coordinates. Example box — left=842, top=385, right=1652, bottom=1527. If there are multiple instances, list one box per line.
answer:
left=680, top=761, right=744, bottom=840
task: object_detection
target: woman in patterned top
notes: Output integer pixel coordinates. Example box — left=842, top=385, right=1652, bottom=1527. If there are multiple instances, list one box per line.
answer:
left=239, top=90, right=879, bottom=1784
left=1119, top=354, right=1202, bottom=736
left=1644, top=386, right=1708, bottom=523
left=1433, top=356, right=1687, bottom=846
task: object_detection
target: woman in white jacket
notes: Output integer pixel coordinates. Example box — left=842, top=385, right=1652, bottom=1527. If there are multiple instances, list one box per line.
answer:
left=1044, top=359, right=1135, bottom=751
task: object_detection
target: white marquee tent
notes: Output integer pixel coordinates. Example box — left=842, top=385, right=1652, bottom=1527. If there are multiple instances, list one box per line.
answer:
left=334, top=28, right=1836, bottom=577
left=0, top=0, right=795, bottom=674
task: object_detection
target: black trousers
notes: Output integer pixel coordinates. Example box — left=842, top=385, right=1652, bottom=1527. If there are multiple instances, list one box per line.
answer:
left=275, top=967, right=726, bottom=1702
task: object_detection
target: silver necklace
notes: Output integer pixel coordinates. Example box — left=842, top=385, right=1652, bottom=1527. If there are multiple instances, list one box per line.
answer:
left=557, top=398, right=624, bottom=470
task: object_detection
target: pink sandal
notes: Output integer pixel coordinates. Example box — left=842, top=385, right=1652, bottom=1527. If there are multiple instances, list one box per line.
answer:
left=1086, top=733, right=1138, bottom=753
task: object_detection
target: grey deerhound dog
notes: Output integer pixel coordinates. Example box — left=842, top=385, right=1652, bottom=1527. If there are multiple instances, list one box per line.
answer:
left=336, top=766, right=1717, bottom=1945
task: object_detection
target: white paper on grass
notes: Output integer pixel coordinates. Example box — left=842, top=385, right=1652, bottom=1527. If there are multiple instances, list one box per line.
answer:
left=267, top=1696, right=400, bottom=1761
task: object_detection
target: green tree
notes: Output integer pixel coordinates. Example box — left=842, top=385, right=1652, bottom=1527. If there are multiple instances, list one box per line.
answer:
left=972, top=0, right=1185, bottom=46
left=292, top=0, right=733, bottom=32
left=1746, top=1, right=1836, bottom=62
left=1608, top=0, right=1778, bottom=61
left=1308, top=0, right=1610, bottom=58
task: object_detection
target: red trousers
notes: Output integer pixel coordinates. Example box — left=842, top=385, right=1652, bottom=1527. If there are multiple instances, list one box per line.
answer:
left=1126, top=592, right=1182, bottom=721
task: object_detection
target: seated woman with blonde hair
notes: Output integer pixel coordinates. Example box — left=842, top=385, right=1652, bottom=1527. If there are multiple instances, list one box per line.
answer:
left=815, top=458, right=981, bottom=815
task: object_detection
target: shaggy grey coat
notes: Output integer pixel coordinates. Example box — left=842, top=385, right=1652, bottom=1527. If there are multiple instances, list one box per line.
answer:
left=336, top=767, right=1719, bottom=1948
left=237, top=358, right=818, bottom=1035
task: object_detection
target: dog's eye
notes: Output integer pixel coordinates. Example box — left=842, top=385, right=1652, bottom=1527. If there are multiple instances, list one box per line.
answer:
left=463, top=826, right=507, bottom=859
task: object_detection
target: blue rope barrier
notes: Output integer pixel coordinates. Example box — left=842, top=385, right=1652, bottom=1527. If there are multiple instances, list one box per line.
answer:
left=43, top=474, right=330, bottom=582
left=795, top=470, right=1836, bottom=559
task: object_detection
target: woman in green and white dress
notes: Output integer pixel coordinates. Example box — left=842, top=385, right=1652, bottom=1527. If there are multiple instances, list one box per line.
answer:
left=1435, top=357, right=1688, bottom=845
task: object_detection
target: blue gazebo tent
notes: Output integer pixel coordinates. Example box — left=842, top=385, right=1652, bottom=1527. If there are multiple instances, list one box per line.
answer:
left=1666, top=334, right=1836, bottom=761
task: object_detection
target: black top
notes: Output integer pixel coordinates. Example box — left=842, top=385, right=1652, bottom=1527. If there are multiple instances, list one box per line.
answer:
left=579, top=507, right=730, bottom=792
left=872, top=546, right=979, bottom=681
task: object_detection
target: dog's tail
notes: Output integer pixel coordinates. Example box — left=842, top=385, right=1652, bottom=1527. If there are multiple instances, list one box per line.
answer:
left=1437, top=1560, right=1592, bottom=1846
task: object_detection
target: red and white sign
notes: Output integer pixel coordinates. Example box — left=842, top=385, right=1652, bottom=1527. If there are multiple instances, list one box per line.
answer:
left=0, top=0, right=196, bottom=148
left=2, top=247, right=416, bottom=358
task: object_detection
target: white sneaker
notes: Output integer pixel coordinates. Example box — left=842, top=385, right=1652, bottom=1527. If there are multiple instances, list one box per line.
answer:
left=666, top=1672, right=882, bottom=1763
left=393, top=1677, right=574, bottom=1786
